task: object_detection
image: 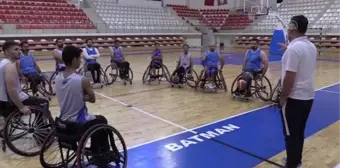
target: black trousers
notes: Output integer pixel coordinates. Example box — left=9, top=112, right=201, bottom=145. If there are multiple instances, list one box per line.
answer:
left=112, top=60, right=130, bottom=80
left=280, top=98, right=314, bottom=168
left=172, top=66, right=189, bottom=84
left=24, top=72, right=43, bottom=95
left=87, top=63, right=101, bottom=83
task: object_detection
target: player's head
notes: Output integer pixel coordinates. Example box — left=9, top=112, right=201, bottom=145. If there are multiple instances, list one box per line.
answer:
left=183, top=44, right=189, bottom=53
left=20, top=40, right=29, bottom=52
left=209, top=44, right=215, bottom=52
left=2, top=41, right=21, bottom=60
left=154, top=43, right=160, bottom=50
left=62, top=45, right=82, bottom=69
left=85, top=39, right=93, bottom=48
left=251, top=39, right=259, bottom=50
left=114, top=40, right=120, bottom=48
left=55, top=38, right=64, bottom=48
left=287, top=15, right=308, bottom=41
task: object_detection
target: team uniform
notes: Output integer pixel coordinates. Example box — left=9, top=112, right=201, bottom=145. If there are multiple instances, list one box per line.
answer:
left=151, top=49, right=162, bottom=69
left=55, top=71, right=110, bottom=155
left=54, top=49, right=65, bottom=72
left=0, top=58, right=49, bottom=118
left=172, top=53, right=192, bottom=84
left=83, top=47, right=101, bottom=84
left=20, top=52, right=42, bottom=95
left=204, top=51, right=219, bottom=76
left=110, top=46, right=130, bottom=80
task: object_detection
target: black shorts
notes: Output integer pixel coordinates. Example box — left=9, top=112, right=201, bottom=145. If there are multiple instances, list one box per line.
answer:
left=86, top=63, right=101, bottom=71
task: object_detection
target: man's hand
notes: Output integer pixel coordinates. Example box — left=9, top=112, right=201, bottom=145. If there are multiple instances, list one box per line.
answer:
left=277, top=42, right=288, bottom=51
left=279, top=94, right=287, bottom=108
left=19, top=106, right=31, bottom=115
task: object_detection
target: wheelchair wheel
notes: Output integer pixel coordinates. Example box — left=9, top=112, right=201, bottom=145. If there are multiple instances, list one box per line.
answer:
left=255, top=76, right=272, bottom=101
left=104, top=64, right=118, bottom=85
left=49, top=71, right=58, bottom=91
left=3, top=106, right=53, bottom=156
left=77, top=124, right=128, bottom=168
left=162, top=65, right=171, bottom=82
left=270, top=80, right=281, bottom=103
left=185, top=69, right=199, bottom=88
left=38, top=77, right=54, bottom=96
left=230, top=73, right=243, bottom=94
left=142, top=66, right=151, bottom=84
left=217, top=71, right=228, bottom=92
left=40, top=129, right=78, bottom=168
left=100, top=68, right=109, bottom=85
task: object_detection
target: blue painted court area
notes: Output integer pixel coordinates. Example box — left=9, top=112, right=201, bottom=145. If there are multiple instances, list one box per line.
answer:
left=128, top=83, right=340, bottom=168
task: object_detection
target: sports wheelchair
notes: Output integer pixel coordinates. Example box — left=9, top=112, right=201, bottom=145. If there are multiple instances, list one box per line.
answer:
left=77, top=64, right=109, bottom=87
left=142, top=62, right=171, bottom=84
left=169, top=67, right=199, bottom=88
left=39, top=118, right=128, bottom=168
left=21, top=73, right=54, bottom=97
left=270, top=78, right=281, bottom=103
left=194, top=68, right=228, bottom=92
left=0, top=104, right=54, bottom=156
left=104, top=62, right=133, bottom=85
left=231, top=72, right=273, bottom=101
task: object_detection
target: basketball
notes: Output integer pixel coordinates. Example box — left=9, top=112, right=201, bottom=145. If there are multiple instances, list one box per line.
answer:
left=171, top=75, right=180, bottom=84
left=238, top=79, right=247, bottom=90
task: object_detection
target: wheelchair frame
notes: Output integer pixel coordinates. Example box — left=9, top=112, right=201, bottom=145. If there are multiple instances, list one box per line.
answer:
left=21, top=74, right=54, bottom=97
left=104, top=62, right=133, bottom=85
left=170, top=67, right=199, bottom=88
left=77, top=64, right=109, bottom=86
left=270, top=79, right=281, bottom=103
left=195, top=69, right=228, bottom=92
left=231, top=73, right=273, bottom=101
left=39, top=119, right=128, bottom=168
left=1, top=105, right=54, bottom=156
left=142, top=63, right=171, bottom=84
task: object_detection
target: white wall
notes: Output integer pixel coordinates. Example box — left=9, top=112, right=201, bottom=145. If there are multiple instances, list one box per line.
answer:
left=118, top=0, right=162, bottom=8
left=163, top=0, right=187, bottom=6
left=188, top=0, right=237, bottom=9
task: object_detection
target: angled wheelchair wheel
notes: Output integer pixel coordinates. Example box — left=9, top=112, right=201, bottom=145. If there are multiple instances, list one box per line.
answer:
left=4, top=106, right=53, bottom=156
left=49, top=71, right=58, bottom=93
left=104, top=64, right=119, bottom=85
left=126, top=68, right=134, bottom=84
left=100, top=68, right=109, bottom=85
left=270, top=80, right=281, bottom=103
left=77, top=124, right=128, bottom=168
left=185, top=69, right=199, bottom=88
left=230, top=73, right=243, bottom=95
left=255, top=76, right=272, bottom=101
left=162, top=65, right=171, bottom=82
left=38, top=76, right=54, bottom=96
left=142, top=65, right=151, bottom=84
left=194, top=69, right=205, bottom=91
left=40, top=129, right=78, bottom=168
left=218, top=71, right=228, bottom=92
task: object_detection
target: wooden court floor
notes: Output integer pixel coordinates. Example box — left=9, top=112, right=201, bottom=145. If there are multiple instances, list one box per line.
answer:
left=0, top=51, right=339, bottom=167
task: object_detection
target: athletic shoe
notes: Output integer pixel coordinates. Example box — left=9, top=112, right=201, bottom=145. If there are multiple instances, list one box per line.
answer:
left=281, top=157, right=302, bottom=168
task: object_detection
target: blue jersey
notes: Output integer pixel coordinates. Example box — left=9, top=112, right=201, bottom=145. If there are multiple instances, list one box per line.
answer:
left=20, top=52, right=37, bottom=74
left=245, top=49, right=262, bottom=72
left=84, top=47, right=97, bottom=65
left=152, top=49, right=162, bottom=63
left=205, top=51, right=219, bottom=67
left=112, top=47, right=122, bottom=61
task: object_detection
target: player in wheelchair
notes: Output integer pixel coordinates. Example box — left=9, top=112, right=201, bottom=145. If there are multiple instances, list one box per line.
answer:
left=105, top=40, right=132, bottom=85
left=142, top=43, right=171, bottom=84
left=39, top=46, right=127, bottom=168
left=170, top=44, right=198, bottom=88
left=0, top=41, right=53, bottom=156
left=195, top=44, right=227, bottom=92
left=18, top=41, right=53, bottom=98
left=81, top=39, right=104, bottom=87
left=231, top=39, right=272, bottom=101
left=49, top=39, right=65, bottom=88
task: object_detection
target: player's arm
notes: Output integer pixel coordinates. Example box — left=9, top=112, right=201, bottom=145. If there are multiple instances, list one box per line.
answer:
left=82, top=48, right=93, bottom=60
left=92, top=48, right=100, bottom=58
left=53, top=50, right=63, bottom=62
left=82, top=77, right=96, bottom=103
left=260, top=50, right=268, bottom=76
left=159, top=51, right=163, bottom=60
left=120, top=48, right=125, bottom=61
left=33, top=57, right=42, bottom=73
left=189, top=56, right=193, bottom=70
left=219, top=53, right=224, bottom=70
left=201, top=52, right=207, bottom=67
left=5, top=63, right=25, bottom=109
left=280, top=48, right=299, bottom=103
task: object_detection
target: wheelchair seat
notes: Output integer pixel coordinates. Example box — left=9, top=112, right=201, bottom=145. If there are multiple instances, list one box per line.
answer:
left=55, top=117, right=82, bottom=143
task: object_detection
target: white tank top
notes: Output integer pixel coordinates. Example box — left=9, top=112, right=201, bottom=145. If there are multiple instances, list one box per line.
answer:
left=179, top=53, right=191, bottom=68
left=55, top=72, right=94, bottom=122
left=0, top=59, right=28, bottom=102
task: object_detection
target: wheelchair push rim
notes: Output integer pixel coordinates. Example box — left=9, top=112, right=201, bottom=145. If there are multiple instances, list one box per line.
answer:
left=4, top=107, right=53, bottom=156
left=255, top=76, right=273, bottom=101
left=185, top=69, right=199, bottom=88
left=77, top=124, right=128, bottom=168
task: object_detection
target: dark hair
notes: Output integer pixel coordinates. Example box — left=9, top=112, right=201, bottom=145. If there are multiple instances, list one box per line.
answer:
left=85, top=39, right=92, bottom=43
left=62, top=46, right=82, bottom=66
left=2, top=41, right=19, bottom=52
left=114, top=40, right=119, bottom=43
left=20, top=40, right=28, bottom=47
left=290, top=15, right=308, bottom=34
left=183, top=44, right=189, bottom=48
left=55, top=38, right=62, bottom=44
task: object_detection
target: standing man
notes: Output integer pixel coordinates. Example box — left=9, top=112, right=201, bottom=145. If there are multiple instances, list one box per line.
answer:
left=82, top=39, right=101, bottom=85
left=279, top=15, right=317, bottom=168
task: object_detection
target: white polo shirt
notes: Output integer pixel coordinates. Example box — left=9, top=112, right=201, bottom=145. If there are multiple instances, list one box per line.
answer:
left=281, top=36, right=317, bottom=100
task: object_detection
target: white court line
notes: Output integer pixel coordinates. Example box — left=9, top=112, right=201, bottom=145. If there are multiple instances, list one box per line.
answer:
left=94, top=82, right=340, bottom=150
left=319, top=89, right=340, bottom=94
